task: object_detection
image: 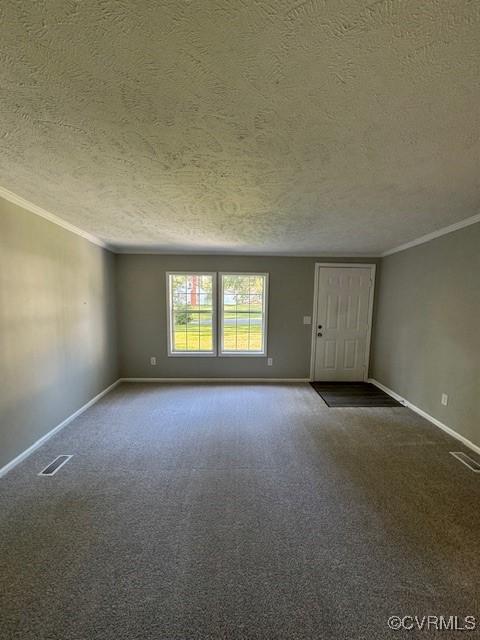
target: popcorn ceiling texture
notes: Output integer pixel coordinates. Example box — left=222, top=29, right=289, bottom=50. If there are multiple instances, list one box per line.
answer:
left=1, top=0, right=479, bottom=254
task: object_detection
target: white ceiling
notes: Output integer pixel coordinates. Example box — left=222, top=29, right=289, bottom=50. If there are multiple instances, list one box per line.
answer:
left=1, top=1, right=479, bottom=255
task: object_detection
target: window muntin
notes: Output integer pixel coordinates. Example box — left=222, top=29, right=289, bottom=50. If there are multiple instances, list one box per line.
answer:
left=167, top=273, right=216, bottom=355
left=220, top=273, right=268, bottom=355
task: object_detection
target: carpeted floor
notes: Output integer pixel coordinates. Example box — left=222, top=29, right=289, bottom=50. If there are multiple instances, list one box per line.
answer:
left=1, top=382, right=479, bottom=639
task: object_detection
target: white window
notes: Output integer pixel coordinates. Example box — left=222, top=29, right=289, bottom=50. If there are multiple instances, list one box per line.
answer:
left=166, top=273, right=216, bottom=356
left=220, top=273, right=268, bottom=356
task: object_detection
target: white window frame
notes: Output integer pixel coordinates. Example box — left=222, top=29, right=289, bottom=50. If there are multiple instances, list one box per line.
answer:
left=166, top=272, right=217, bottom=357
left=219, top=272, right=269, bottom=357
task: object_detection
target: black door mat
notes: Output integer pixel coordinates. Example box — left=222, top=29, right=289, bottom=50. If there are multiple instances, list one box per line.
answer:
left=310, top=381, right=402, bottom=407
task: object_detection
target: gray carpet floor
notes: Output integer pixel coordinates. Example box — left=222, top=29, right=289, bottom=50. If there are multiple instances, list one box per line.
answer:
left=1, top=382, right=479, bottom=639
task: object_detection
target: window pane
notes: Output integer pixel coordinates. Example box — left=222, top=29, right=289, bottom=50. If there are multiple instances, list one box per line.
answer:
left=172, top=274, right=187, bottom=293
left=221, top=274, right=267, bottom=354
left=199, top=315, right=213, bottom=351
left=186, top=313, right=200, bottom=352
left=169, top=274, right=215, bottom=353
left=248, top=321, right=262, bottom=351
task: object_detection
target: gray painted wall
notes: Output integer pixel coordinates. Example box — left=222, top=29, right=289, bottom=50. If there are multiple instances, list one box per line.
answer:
left=371, top=222, right=480, bottom=448
left=0, top=197, right=118, bottom=469
left=116, top=254, right=379, bottom=379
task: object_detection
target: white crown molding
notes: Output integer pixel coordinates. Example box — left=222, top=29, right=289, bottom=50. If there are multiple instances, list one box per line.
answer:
left=0, top=185, right=110, bottom=250
left=382, top=212, right=480, bottom=257
left=112, top=247, right=380, bottom=258
left=4, top=181, right=478, bottom=258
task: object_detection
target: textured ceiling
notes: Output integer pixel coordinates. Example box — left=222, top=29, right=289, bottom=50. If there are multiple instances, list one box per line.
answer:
left=1, top=1, right=479, bottom=254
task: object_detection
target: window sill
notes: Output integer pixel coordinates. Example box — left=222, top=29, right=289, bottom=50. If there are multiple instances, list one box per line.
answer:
left=219, top=352, right=266, bottom=358
left=168, top=352, right=217, bottom=357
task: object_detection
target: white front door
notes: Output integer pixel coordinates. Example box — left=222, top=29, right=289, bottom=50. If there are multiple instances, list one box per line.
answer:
left=313, top=266, right=374, bottom=381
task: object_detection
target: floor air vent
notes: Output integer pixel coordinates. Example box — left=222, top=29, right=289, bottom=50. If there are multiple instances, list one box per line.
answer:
left=38, top=455, right=73, bottom=476
left=450, top=451, right=480, bottom=473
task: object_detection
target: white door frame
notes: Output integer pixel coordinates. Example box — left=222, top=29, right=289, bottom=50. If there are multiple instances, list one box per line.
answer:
left=309, top=263, right=376, bottom=381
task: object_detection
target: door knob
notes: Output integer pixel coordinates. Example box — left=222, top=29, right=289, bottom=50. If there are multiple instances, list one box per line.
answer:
left=317, top=332, right=323, bottom=337
left=318, top=324, right=322, bottom=329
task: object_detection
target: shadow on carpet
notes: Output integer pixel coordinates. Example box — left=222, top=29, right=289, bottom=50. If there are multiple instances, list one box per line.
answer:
left=310, top=381, right=402, bottom=407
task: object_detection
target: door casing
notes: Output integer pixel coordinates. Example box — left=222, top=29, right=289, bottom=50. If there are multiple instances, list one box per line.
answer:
left=309, top=263, right=376, bottom=381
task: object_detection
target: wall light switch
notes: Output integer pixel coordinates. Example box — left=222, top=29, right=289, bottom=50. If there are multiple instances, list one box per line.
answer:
left=441, top=393, right=448, bottom=406
left=150, top=356, right=157, bottom=366
left=303, top=316, right=312, bottom=325
left=267, top=357, right=273, bottom=366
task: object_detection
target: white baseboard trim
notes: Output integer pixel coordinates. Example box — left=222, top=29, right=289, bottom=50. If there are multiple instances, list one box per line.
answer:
left=368, top=378, right=480, bottom=456
left=120, top=377, right=310, bottom=383
left=0, top=379, right=121, bottom=479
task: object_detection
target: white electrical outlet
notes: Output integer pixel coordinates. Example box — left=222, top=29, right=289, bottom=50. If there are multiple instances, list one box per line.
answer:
left=150, top=356, right=157, bottom=366
left=267, top=357, right=273, bottom=366
left=303, top=316, right=311, bottom=325
left=441, top=393, right=448, bottom=406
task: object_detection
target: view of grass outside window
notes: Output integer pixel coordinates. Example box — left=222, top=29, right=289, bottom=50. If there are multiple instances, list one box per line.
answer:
left=168, top=273, right=215, bottom=353
left=221, top=274, right=267, bottom=354
left=167, top=272, right=268, bottom=356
